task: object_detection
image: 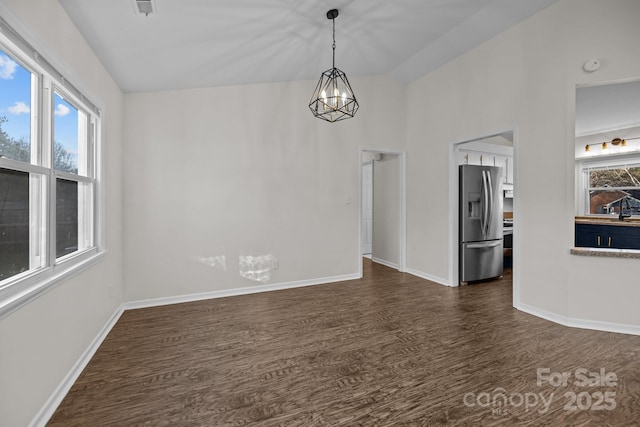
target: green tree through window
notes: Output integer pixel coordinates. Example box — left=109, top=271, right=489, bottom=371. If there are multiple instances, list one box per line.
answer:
left=0, top=115, right=77, bottom=172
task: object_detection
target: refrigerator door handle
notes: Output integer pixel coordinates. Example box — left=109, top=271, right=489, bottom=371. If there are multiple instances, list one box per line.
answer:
left=486, top=171, right=493, bottom=236
left=467, top=241, right=502, bottom=249
left=481, top=170, right=489, bottom=238
left=479, top=171, right=484, bottom=236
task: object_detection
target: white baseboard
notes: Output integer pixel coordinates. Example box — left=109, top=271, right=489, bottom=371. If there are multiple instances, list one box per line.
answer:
left=405, top=267, right=452, bottom=287
left=515, top=302, right=569, bottom=325
left=29, top=306, right=125, bottom=427
left=33, top=273, right=639, bottom=427
left=30, top=272, right=361, bottom=426
left=123, top=273, right=361, bottom=310
left=371, top=257, right=399, bottom=270
left=516, top=303, right=640, bottom=336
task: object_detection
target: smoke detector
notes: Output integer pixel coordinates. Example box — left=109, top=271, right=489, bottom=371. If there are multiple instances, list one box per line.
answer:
left=132, top=0, right=156, bottom=16
left=583, top=59, right=600, bottom=73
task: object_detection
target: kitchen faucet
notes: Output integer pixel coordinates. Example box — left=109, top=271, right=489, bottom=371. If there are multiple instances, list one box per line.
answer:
left=619, top=198, right=632, bottom=221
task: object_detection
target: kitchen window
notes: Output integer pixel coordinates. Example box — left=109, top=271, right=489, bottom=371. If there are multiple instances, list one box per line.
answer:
left=0, top=23, right=102, bottom=316
left=579, top=156, right=640, bottom=216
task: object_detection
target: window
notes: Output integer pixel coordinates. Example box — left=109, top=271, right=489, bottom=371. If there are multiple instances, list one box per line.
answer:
left=580, top=157, right=640, bottom=216
left=0, top=25, right=101, bottom=314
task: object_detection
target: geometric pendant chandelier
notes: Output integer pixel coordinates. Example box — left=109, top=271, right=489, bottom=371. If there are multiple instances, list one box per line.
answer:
left=309, top=9, right=359, bottom=122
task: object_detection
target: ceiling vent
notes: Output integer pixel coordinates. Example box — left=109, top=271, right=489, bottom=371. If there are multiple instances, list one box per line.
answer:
left=132, top=0, right=155, bottom=16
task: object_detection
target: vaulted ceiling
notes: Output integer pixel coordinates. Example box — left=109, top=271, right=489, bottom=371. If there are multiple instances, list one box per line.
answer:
left=59, top=0, right=558, bottom=93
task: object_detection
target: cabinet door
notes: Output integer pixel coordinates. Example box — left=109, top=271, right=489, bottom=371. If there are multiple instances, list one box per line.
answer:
left=466, top=152, right=482, bottom=165
left=607, top=226, right=640, bottom=249
left=456, top=150, right=468, bottom=165
left=505, top=157, right=514, bottom=184
left=575, top=224, right=603, bottom=247
left=480, top=154, right=495, bottom=166
left=494, top=156, right=507, bottom=183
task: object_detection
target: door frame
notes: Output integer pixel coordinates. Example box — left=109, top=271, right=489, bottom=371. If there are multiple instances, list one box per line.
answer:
left=361, top=160, right=373, bottom=257
left=358, top=148, right=407, bottom=277
left=448, top=127, right=520, bottom=306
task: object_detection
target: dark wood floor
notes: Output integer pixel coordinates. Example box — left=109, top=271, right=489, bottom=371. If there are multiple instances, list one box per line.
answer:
left=49, top=260, right=640, bottom=426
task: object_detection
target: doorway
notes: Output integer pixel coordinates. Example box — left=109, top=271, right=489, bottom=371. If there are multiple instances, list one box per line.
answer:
left=449, top=130, right=519, bottom=302
left=359, top=149, right=406, bottom=277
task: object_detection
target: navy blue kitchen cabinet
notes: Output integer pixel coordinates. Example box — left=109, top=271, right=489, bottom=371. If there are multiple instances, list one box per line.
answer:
left=575, top=223, right=640, bottom=249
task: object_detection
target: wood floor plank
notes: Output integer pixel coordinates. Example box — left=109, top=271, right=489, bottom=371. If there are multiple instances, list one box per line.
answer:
left=48, top=260, right=640, bottom=426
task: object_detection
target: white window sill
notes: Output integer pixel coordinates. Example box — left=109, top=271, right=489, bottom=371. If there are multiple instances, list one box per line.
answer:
left=0, top=250, right=106, bottom=320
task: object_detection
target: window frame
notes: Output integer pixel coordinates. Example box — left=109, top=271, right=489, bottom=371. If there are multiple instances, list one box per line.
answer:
left=0, top=23, right=103, bottom=319
left=578, top=153, right=640, bottom=216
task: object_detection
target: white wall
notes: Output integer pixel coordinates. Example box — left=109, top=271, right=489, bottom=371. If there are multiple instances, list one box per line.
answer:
left=0, top=1, right=124, bottom=426
left=123, top=76, right=406, bottom=301
left=372, top=154, right=399, bottom=267
left=405, top=0, right=640, bottom=327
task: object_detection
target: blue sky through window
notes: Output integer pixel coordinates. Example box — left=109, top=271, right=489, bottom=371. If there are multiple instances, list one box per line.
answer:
left=54, top=92, right=79, bottom=170
left=0, top=48, right=31, bottom=144
left=1, top=48, right=79, bottom=169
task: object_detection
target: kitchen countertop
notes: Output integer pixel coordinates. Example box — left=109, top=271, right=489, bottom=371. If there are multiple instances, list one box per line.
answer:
left=575, top=216, right=640, bottom=227
left=570, top=247, right=640, bottom=259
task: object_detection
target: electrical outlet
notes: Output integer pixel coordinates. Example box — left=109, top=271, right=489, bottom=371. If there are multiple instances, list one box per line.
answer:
left=272, top=258, right=279, bottom=270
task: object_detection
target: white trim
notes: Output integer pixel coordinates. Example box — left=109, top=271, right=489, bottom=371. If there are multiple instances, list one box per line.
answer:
left=405, top=267, right=452, bottom=287
left=371, top=257, right=399, bottom=270
left=29, top=305, right=125, bottom=427
left=0, top=251, right=106, bottom=320
left=511, top=127, right=521, bottom=308
left=516, top=303, right=640, bottom=336
left=357, top=151, right=364, bottom=279
left=0, top=157, right=50, bottom=175
left=399, top=153, right=407, bottom=272
left=576, top=123, right=640, bottom=138
left=515, top=302, right=568, bottom=325
left=123, top=273, right=361, bottom=310
left=448, top=142, right=458, bottom=286
left=357, top=157, right=364, bottom=278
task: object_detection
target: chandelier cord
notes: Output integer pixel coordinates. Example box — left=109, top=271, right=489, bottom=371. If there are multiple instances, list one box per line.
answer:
left=332, top=17, right=336, bottom=69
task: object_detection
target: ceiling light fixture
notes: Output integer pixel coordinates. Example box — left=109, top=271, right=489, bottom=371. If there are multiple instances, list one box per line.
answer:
left=584, top=137, right=637, bottom=152
left=611, top=137, right=626, bottom=147
left=309, top=9, right=359, bottom=122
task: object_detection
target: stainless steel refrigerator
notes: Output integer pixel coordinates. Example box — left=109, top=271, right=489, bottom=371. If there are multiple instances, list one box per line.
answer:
left=459, top=164, right=504, bottom=282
